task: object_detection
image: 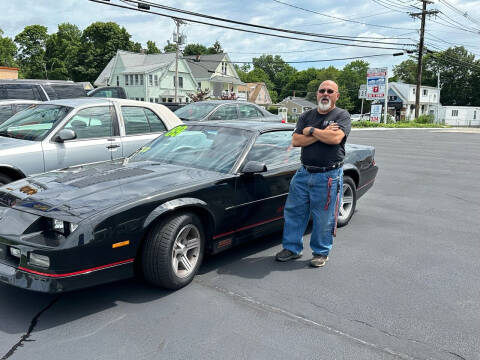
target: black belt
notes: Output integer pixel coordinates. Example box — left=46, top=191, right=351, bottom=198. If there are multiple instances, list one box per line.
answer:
left=303, top=162, right=343, bottom=173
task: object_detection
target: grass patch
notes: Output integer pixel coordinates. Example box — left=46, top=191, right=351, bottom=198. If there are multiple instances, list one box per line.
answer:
left=352, top=121, right=449, bottom=128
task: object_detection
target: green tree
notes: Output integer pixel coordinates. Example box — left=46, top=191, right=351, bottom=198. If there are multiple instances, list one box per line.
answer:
left=164, top=41, right=177, bottom=53
left=14, top=25, right=49, bottom=78
left=73, top=22, right=133, bottom=83
left=0, top=29, right=17, bottom=67
left=146, top=40, right=161, bottom=54
left=337, top=60, right=369, bottom=113
left=45, top=23, right=82, bottom=80
left=183, top=43, right=209, bottom=56
left=252, top=55, right=296, bottom=98
left=207, top=40, right=223, bottom=54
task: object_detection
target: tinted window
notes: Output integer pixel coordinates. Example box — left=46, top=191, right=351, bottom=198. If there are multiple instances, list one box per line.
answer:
left=130, top=125, right=251, bottom=173
left=0, top=105, right=13, bottom=124
left=42, top=85, right=57, bottom=100
left=14, top=104, right=33, bottom=113
left=63, top=106, right=114, bottom=139
left=0, top=84, right=39, bottom=100
left=239, top=104, right=263, bottom=118
left=246, top=131, right=300, bottom=168
left=122, top=106, right=150, bottom=135
left=50, top=84, right=86, bottom=99
left=0, top=105, right=72, bottom=141
left=210, top=105, right=238, bottom=120
left=144, top=108, right=167, bottom=132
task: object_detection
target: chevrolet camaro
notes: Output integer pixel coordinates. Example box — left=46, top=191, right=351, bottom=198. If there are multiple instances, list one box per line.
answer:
left=0, top=121, right=378, bottom=293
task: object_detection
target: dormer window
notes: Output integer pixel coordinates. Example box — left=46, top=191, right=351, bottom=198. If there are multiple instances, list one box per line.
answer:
left=222, top=61, right=227, bottom=75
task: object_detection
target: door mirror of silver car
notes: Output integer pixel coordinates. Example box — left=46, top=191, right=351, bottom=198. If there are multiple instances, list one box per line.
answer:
left=242, top=161, right=267, bottom=174
left=54, top=129, right=77, bottom=143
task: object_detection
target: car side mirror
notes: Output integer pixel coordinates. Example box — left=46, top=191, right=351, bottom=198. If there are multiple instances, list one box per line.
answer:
left=242, top=161, right=267, bottom=174
left=54, top=129, right=76, bottom=143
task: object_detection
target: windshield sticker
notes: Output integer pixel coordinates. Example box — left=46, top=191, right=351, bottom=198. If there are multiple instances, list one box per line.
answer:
left=139, top=146, right=150, bottom=153
left=165, top=125, right=187, bottom=137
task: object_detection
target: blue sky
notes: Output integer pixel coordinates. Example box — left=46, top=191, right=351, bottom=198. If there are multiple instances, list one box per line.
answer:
left=2, top=0, right=480, bottom=73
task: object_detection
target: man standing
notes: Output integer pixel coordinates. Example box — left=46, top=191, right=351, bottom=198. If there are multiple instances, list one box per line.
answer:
left=275, top=80, right=351, bottom=267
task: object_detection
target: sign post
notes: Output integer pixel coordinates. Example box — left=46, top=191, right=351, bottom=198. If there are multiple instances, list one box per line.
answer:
left=367, top=67, right=388, bottom=123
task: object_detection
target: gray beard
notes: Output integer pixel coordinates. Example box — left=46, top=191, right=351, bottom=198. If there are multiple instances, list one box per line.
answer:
left=318, top=98, right=331, bottom=111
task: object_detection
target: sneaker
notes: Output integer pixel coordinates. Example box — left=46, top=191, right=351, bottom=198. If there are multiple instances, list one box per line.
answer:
left=275, top=248, right=302, bottom=262
left=310, top=255, right=328, bottom=267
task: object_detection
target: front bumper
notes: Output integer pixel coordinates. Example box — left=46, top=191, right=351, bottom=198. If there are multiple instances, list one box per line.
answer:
left=0, top=259, right=135, bottom=293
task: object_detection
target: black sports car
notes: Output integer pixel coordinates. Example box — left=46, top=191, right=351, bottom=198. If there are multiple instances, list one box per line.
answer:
left=0, top=122, right=378, bottom=293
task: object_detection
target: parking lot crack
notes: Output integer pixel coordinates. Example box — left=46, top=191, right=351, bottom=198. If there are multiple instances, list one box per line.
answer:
left=1, top=295, right=62, bottom=360
left=195, top=279, right=420, bottom=360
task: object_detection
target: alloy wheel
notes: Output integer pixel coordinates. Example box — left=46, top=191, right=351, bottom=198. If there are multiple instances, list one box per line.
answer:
left=171, top=224, right=201, bottom=278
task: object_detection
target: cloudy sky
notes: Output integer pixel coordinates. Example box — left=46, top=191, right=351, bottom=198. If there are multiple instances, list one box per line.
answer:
left=2, top=0, right=480, bottom=73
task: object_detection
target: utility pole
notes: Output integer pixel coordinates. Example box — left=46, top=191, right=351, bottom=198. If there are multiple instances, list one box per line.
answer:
left=410, top=1, right=438, bottom=119
left=173, top=18, right=185, bottom=103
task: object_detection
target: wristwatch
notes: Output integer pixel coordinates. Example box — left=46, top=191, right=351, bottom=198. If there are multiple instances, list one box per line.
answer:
left=308, top=127, right=315, bottom=136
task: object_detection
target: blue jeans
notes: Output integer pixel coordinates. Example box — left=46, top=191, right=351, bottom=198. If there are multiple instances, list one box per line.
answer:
left=282, top=166, right=343, bottom=256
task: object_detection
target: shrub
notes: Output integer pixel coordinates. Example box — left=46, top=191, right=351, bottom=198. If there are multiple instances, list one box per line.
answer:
left=415, top=114, right=434, bottom=124
left=267, top=106, right=279, bottom=114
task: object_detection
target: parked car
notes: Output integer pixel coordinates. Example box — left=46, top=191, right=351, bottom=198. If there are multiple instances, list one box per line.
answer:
left=174, top=100, right=281, bottom=122
left=0, top=80, right=127, bottom=101
left=0, top=80, right=87, bottom=101
left=0, top=121, right=378, bottom=293
left=351, top=113, right=370, bottom=121
left=0, top=99, right=41, bottom=124
left=0, top=98, right=182, bottom=185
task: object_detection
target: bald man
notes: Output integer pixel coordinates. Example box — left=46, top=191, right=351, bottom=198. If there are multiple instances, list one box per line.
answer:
left=275, top=80, right=351, bottom=267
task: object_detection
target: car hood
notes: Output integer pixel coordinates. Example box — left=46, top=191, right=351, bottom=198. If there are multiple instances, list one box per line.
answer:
left=0, top=160, right=225, bottom=221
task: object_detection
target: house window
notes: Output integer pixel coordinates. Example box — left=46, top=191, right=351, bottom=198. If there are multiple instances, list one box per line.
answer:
left=423, top=89, right=428, bottom=96
left=141, top=98, right=144, bottom=101
left=140, top=75, right=144, bottom=86
left=474, top=110, right=477, bottom=120
left=154, top=75, right=159, bottom=86
left=130, top=75, right=134, bottom=86
left=150, top=98, right=153, bottom=102
left=434, top=94, right=436, bottom=101
left=412, top=88, right=416, bottom=94
left=116, top=76, right=119, bottom=86
left=168, top=98, right=173, bottom=102
left=452, top=110, right=458, bottom=117
left=197, top=82, right=201, bottom=89
left=221, top=61, right=227, bottom=75
left=292, top=108, right=297, bottom=113
left=149, top=75, right=153, bottom=86
left=125, top=75, right=129, bottom=86
left=135, top=74, right=139, bottom=85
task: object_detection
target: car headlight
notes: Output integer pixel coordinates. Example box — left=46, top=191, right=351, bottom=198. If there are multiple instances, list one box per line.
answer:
left=52, top=219, right=78, bottom=235
left=29, top=253, right=50, bottom=268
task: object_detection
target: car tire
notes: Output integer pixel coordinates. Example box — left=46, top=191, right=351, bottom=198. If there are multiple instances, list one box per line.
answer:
left=0, top=174, right=12, bottom=186
left=142, top=212, right=204, bottom=290
left=337, top=176, right=357, bottom=227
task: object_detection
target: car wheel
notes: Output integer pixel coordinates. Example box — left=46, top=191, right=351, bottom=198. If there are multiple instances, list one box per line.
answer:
left=142, top=212, right=204, bottom=290
left=337, top=176, right=357, bottom=227
left=0, top=174, right=12, bottom=186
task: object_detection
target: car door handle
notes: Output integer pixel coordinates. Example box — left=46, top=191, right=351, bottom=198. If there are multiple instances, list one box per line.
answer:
left=106, top=144, right=120, bottom=149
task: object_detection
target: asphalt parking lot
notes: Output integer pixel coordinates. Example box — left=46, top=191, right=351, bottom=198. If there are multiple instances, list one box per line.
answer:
left=0, top=128, right=479, bottom=360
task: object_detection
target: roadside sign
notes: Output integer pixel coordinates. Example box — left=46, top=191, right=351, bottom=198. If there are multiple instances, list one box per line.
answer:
left=358, top=84, right=367, bottom=99
left=370, top=104, right=383, bottom=122
left=367, top=68, right=387, bottom=99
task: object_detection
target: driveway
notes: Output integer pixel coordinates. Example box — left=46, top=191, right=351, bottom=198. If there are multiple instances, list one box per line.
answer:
left=0, top=128, right=479, bottom=360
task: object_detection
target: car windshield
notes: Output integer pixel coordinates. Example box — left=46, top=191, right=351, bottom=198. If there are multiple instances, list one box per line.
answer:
left=0, top=104, right=72, bottom=141
left=174, top=103, right=217, bottom=121
left=129, top=124, right=252, bottom=173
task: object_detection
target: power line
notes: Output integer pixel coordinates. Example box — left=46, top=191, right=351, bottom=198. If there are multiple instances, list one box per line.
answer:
left=438, top=0, right=480, bottom=28
left=271, top=0, right=415, bottom=30
left=89, top=0, right=414, bottom=50
left=121, top=0, right=415, bottom=45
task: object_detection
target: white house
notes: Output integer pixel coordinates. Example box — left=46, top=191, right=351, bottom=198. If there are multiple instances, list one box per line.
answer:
left=184, top=53, right=245, bottom=99
left=438, top=106, right=480, bottom=126
left=94, top=50, right=197, bottom=103
left=387, top=82, right=441, bottom=121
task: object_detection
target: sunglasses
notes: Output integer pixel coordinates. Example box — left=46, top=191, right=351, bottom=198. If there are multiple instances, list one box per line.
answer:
left=318, top=88, right=336, bottom=94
